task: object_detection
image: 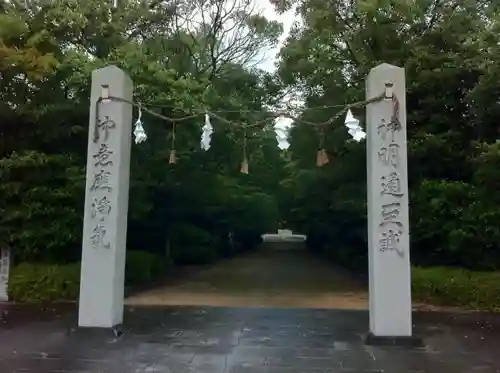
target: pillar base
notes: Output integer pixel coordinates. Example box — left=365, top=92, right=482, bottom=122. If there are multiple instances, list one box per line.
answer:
left=67, top=325, right=124, bottom=340
left=364, top=332, right=424, bottom=347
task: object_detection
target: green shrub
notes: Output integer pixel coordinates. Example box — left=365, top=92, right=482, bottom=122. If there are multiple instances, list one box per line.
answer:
left=9, top=251, right=169, bottom=303
left=170, top=224, right=217, bottom=265
left=125, top=250, right=169, bottom=286
left=412, top=267, right=500, bottom=311
left=410, top=179, right=475, bottom=267
left=172, top=245, right=218, bottom=265
left=9, top=262, right=80, bottom=303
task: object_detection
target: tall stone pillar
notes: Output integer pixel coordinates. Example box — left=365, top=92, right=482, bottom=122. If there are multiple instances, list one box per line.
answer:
left=78, top=66, right=133, bottom=328
left=0, top=247, right=11, bottom=302
left=365, top=64, right=416, bottom=343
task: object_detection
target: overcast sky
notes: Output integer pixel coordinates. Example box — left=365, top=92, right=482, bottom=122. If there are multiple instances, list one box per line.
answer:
left=256, top=0, right=297, bottom=72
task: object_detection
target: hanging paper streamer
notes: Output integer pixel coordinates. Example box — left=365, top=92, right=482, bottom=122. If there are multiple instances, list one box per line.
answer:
left=200, top=112, right=213, bottom=151
left=349, top=128, right=367, bottom=142
left=344, top=109, right=366, bottom=142
left=274, top=116, right=292, bottom=150
left=133, top=106, right=147, bottom=144
left=344, top=109, right=359, bottom=130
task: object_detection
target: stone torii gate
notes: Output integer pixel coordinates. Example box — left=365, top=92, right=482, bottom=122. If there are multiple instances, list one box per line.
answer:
left=78, top=64, right=417, bottom=344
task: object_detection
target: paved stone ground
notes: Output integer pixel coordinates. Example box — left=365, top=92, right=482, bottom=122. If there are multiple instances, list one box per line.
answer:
left=1, top=249, right=499, bottom=372
left=0, top=306, right=499, bottom=372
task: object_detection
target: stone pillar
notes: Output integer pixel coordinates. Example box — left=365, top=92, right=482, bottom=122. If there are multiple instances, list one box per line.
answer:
left=0, top=247, right=11, bottom=302
left=78, top=66, right=133, bottom=328
left=365, top=64, right=414, bottom=342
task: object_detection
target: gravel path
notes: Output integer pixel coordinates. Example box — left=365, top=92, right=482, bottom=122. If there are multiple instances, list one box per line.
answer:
left=127, top=248, right=369, bottom=309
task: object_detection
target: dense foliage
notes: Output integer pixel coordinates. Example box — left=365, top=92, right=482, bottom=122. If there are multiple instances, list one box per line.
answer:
left=277, top=0, right=500, bottom=272
left=0, top=0, right=285, bottom=266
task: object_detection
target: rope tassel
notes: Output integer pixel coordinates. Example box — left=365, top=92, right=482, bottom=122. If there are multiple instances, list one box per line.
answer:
left=240, top=158, right=249, bottom=174
left=316, top=125, right=329, bottom=167
left=169, top=149, right=176, bottom=164
left=316, top=149, right=329, bottom=167
left=169, top=123, right=177, bottom=164
left=240, top=127, right=248, bottom=174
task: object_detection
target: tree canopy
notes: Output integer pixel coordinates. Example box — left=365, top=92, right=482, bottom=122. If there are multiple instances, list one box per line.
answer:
left=0, top=0, right=285, bottom=264
left=277, top=0, right=500, bottom=271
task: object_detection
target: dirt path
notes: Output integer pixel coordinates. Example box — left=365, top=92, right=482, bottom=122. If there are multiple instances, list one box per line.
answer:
left=126, top=248, right=370, bottom=309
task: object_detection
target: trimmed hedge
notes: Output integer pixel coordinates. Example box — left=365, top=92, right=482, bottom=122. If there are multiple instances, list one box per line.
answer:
left=412, top=267, right=500, bottom=311
left=9, top=251, right=169, bottom=303
left=9, top=262, right=81, bottom=303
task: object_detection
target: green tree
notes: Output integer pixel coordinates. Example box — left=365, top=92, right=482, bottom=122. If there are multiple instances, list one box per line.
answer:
left=0, top=0, right=287, bottom=266
left=276, top=0, right=500, bottom=271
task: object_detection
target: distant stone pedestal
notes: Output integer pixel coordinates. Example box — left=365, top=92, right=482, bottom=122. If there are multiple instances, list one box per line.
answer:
left=278, top=229, right=293, bottom=237
left=78, top=66, right=133, bottom=328
left=366, top=63, right=413, bottom=339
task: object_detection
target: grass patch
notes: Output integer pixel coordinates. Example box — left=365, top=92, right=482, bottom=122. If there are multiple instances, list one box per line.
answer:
left=412, top=266, right=500, bottom=311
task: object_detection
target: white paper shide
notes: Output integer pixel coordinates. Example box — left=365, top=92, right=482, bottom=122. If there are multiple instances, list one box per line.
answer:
left=274, top=116, right=292, bottom=150
left=200, top=112, right=213, bottom=151
left=344, top=109, right=366, bottom=142
left=133, top=107, right=147, bottom=144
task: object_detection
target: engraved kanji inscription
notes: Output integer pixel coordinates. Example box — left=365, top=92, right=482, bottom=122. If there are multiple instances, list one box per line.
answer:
left=97, top=116, right=116, bottom=142
left=90, top=170, right=112, bottom=192
left=93, top=143, right=113, bottom=167
left=381, top=172, right=404, bottom=197
left=379, top=229, right=404, bottom=257
left=90, top=224, right=111, bottom=249
left=377, top=118, right=398, bottom=142
left=380, top=202, right=403, bottom=228
left=378, top=143, right=400, bottom=168
left=91, top=196, right=112, bottom=219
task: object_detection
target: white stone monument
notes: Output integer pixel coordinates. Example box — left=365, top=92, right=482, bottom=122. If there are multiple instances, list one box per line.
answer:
left=78, top=66, right=133, bottom=328
left=366, top=64, right=414, bottom=342
left=0, top=247, right=11, bottom=302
